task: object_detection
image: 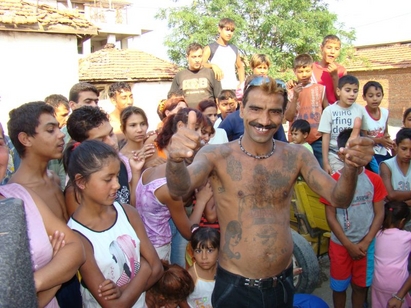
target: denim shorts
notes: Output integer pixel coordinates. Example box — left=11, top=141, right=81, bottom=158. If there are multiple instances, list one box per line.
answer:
left=212, top=265, right=295, bottom=308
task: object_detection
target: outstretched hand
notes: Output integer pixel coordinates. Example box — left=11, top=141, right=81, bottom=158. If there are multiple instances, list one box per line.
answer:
left=339, top=117, right=374, bottom=168
left=168, top=111, right=201, bottom=163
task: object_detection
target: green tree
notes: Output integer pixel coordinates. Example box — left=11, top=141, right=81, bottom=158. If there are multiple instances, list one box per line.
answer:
left=157, top=0, right=355, bottom=80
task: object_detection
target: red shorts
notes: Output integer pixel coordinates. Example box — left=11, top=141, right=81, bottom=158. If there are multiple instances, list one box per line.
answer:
left=329, top=240, right=374, bottom=291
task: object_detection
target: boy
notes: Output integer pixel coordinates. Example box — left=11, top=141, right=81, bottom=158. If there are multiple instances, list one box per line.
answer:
left=7, top=102, right=68, bottom=221
left=45, top=94, right=70, bottom=129
left=45, top=94, right=71, bottom=189
left=290, top=119, right=313, bottom=154
left=321, top=128, right=385, bottom=308
left=318, top=75, right=364, bottom=174
left=202, top=18, right=245, bottom=90
left=312, top=35, right=347, bottom=104
left=215, top=89, right=238, bottom=128
left=380, top=128, right=411, bottom=206
left=66, top=106, right=141, bottom=216
left=7, top=102, right=82, bottom=307
left=108, top=82, right=134, bottom=141
left=250, top=53, right=271, bottom=77
left=169, top=43, right=222, bottom=108
left=285, top=54, right=328, bottom=166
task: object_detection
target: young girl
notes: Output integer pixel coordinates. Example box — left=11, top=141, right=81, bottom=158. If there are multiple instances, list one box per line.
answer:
left=135, top=108, right=213, bottom=264
left=65, top=140, right=162, bottom=307
left=372, top=201, right=411, bottom=308
left=187, top=227, right=220, bottom=308
left=197, top=99, right=228, bottom=144
left=145, top=260, right=194, bottom=308
left=361, top=81, right=394, bottom=165
left=119, top=106, right=155, bottom=181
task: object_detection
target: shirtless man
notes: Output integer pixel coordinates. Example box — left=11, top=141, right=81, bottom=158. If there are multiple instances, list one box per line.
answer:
left=165, top=76, right=374, bottom=307
left=108, top=82, right=134, bottom=142
left=7, top=101, right=68, bottom=221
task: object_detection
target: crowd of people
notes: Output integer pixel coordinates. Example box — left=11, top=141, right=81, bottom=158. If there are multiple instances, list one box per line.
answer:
left=0, top=17, right=410, bottom=308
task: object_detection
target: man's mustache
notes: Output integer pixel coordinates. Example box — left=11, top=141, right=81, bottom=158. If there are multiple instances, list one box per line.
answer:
left=249, top=122, right=277, bottom=130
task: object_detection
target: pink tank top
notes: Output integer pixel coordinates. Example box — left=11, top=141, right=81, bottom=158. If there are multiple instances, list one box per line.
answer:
left=135, top=170, right=171, bottom=247
left=0, top=183, right=58, bottom=308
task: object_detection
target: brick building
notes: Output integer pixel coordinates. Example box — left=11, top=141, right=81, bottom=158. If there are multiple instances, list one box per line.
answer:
left=346, top=41, right=411, bottom=126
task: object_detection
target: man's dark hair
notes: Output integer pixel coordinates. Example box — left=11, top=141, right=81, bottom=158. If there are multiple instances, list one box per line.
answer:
left=337, top=128, right=353, bottom=149
left=8, top=101, right=54, bottom=158
left=186, top=43, right=202, bottom=56
left=67, top=106, right=109, bottom=142
left=108, top=82, right=132, bottom=99
left=69, top=82, right=99, bottom=103
left=44, top=94, right=69, bottom=110
left=243, top=75, right=287, bottom=110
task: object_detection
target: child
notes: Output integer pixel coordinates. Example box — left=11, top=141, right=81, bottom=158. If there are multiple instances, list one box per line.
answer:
left=108, top=82, right=134, bottom=142
left=187, top=227, right=220, bottom=308
left=312, top=35, right=347, bottom=104
left=235, top=53, right=271, bottom=101
left=198, top=99, right=228, bottom=144
left=215, top=90, right=238, bottom=128
left=136, top=108, right=212, bottom=265
left=391, top=108, right=411, bottom=157
left=380, top=128, right=411, bottom=207
left=320, top=128, right=386, bottom=308
left=250, top=53, right=271, bottom=77
left=285, top=53, right=328, bottom=166
left=290, top=119, right=313, bottom=153
left=145, top=260, right=194, bottom=308
left=361, top=81, right=394, bottom=165
left=318, top=75, right=364, bottom=174
left=202, top=18, right=245, bottom=90
left=65, top=140, right=163, bottom=307
left=372, top=201, right=411, bottom=308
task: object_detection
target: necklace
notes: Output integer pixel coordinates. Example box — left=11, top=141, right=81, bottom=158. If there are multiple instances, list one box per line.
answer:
left=238, top=135, right=276, bottom=159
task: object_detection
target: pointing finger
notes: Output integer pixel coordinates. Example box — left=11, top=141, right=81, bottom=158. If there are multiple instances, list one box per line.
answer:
left=187, top=110, right=197, bottom=131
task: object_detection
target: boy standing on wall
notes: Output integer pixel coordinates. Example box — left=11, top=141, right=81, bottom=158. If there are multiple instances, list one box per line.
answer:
left=202, top=18, right=245, bottom=91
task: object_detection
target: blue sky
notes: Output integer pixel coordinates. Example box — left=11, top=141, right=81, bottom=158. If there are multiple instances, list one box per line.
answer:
left=130, top=0, right=411, bottom=60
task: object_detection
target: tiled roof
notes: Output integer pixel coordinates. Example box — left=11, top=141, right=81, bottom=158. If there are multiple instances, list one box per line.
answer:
left=79, top=45, right=180, bottom=82
left=346, top=41, right=411, bottom=71
left=0, top=0, right=98, bottom=36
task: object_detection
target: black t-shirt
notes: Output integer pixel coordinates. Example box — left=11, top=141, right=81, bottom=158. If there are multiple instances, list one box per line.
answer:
left=116, top=161, right=130, bottom=204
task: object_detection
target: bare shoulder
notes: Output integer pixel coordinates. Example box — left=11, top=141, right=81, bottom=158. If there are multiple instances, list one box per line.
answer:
left=47, top=170, right=62, bottom=189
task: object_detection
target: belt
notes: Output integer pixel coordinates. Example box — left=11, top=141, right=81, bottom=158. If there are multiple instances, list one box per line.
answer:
left=216, top=264, right=293, bottom=289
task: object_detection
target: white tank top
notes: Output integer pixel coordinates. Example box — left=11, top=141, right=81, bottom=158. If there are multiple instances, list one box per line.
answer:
left=187, top=263, right=215, bottom=308
left=68, top=202, right=146, bottom=308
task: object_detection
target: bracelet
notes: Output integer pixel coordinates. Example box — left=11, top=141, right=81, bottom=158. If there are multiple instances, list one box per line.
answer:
left=191, top=224, right=200, bottom=233
left=391, top=293, right=405, bottom=303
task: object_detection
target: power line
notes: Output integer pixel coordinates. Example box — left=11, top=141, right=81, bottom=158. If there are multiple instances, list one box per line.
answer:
left=355, top=11, right=411, bottom=28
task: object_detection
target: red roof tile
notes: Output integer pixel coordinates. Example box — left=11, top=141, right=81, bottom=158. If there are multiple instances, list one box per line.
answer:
left=346, top=41, right=411, bottom=72
left=79, top=45, right=180, bottom=82
left=0, top=0, right=97, bottom=36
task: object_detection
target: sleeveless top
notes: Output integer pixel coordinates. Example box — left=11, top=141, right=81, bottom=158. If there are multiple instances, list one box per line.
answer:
left=381, top=156, right=411, bottom=191
left=187, top=263, right=215, bottom=308
left=0, top=183, right=58, bottom=308
left=135, top=170, right=171, bottom=247
left=208, top=42, right=238, bottom=90
left=68, top=202, right=145, bottom=308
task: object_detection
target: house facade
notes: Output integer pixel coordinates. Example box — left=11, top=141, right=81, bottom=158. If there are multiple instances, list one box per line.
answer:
left=0, top=0, right=97, bottom=131
left=79, top=45, right=180, bottom=129
left=346, top=40, right=411, bottom=126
